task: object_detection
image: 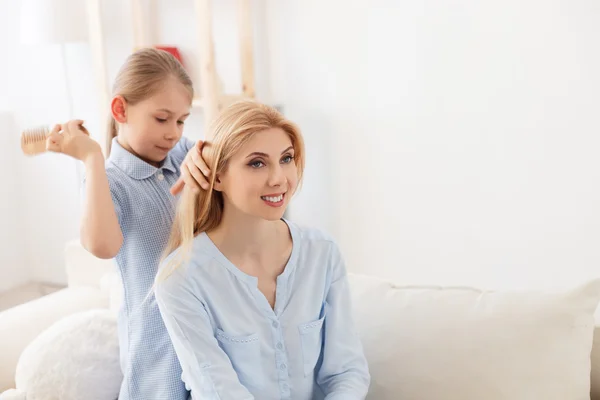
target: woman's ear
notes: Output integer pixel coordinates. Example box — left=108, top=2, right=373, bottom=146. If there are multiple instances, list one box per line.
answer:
left=212, top=174, right=224, bottom=192
left=111, top=96, right=127, bottom=123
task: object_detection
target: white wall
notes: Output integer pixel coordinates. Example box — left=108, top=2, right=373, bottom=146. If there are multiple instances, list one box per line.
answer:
left=3, top=0, right=600, bottom=292
left=0, top=2, right=25, bottom=293
left=266, top=0, right=600, bottom=290
left=0, top=0, right=89, bottom=286
left=0, top=111, right=27, bottom=293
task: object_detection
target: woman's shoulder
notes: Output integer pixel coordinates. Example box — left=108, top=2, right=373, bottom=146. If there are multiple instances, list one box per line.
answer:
left=155, top=234, right=216, bottom=289
left=286, top=220, right=347, bottom=280
left=286, top=219, right=340, bottom=252
left=162, top=234, right=215, bottom=269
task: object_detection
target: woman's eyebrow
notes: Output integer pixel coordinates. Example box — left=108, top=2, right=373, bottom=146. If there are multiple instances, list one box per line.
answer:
left=246, top=146, right=294, bottom=159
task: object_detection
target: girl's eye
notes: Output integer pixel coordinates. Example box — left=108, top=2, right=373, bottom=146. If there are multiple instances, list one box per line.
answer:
left=177, top=121, right=185, bottom=125
left=156, top=118, right=167, bottom=123
left=249, top=160, right=265, bottom=169
left=281, top=155, right=294, bottom=164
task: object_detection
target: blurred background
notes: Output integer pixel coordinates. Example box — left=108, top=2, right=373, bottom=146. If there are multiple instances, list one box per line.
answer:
left=1, top=0, right=600, bottom=312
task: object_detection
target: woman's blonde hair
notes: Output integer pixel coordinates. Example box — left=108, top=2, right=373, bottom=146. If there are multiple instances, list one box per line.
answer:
left=105, top=48, right=193, bottom=156
left=155, top=100, right=305, bottom=284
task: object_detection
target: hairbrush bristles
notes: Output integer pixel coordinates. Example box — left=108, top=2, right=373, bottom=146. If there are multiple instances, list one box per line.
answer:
left=21, top=125, right=50, bottom=155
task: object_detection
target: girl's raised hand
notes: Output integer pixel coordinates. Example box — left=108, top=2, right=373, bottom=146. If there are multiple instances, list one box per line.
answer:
left=171, top=140, right=211, bottom=195
left=46, top=119, right=101, bottom=162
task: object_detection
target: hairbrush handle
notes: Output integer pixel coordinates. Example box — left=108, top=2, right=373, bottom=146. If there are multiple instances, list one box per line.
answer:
left=21, top=123, right=89, bottom=156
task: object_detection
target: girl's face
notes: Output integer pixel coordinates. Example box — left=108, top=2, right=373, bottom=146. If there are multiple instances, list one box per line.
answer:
left=113, top=77, right=191, bottom=166
left=215, top=128, right=299, bottom=221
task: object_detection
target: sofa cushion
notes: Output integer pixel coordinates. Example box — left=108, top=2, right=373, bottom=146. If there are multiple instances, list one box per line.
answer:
left=65, top=239, right=114, bottom=290
left=348, top=273, right=600, bottom=400
left=14, top=309, right=121, bottom=400
left=0, top=287, right=109, bottom=391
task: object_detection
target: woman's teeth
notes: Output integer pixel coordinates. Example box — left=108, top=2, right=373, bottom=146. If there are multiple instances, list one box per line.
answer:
left=261, top=194, right=283, bottom=202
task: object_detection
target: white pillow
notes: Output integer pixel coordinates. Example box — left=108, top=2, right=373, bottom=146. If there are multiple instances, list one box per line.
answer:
left=13, top=309, right=121, bottom=400
left=348, top=274, right=600, bottom=400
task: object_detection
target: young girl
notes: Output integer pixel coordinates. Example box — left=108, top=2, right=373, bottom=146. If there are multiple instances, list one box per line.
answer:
left=47, top=48, right=211, bottom=400
left=154, top=100, right=371, bottom=399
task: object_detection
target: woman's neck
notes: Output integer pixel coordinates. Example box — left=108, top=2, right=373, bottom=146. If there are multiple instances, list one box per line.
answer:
left=208, top=207, right=284, bottom=262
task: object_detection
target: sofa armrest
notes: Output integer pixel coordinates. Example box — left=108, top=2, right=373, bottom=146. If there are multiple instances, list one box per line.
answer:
left=0, top=287, right=108, bottom=391
left=65, top=239, right=114, bottom=289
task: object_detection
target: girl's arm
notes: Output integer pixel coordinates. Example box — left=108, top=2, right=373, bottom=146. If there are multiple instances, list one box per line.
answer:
left=317, top=245, right=371, bottom=399
left=155, top=268, right=255, bottom=399
left=47, top=120, right=123, bottom=259
left=80, top=151, right=123, bottom=258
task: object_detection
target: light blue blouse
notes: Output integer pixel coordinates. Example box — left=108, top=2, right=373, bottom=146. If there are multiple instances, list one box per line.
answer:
left=155, top=220, right=370, bottom=399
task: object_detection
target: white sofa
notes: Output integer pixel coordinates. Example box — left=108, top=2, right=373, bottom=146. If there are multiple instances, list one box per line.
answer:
left=1, top=240, right=599, bottom=399
left=0, top=240, right=112, bottom=392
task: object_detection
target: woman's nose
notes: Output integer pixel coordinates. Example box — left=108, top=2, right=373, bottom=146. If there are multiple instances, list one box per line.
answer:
left=268, top=165, right=285, bottom=186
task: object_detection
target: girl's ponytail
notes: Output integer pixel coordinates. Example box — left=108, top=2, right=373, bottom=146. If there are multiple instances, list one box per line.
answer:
left=105, top=115, right=118, bottom=157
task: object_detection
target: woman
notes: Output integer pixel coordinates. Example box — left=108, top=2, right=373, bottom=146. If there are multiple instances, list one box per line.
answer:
left=155, top=100, right=370, bottom=399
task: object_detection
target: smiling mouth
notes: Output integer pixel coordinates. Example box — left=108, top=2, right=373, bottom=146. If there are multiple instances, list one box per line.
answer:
left=261, top=193, right=285, bottom=204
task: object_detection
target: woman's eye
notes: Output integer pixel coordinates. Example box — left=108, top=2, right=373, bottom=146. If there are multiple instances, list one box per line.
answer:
left=249, top=160, right=265, bottom=169
left=177, top=120, right=185, bottom=125
left=281, top=155, right=294, bottom=164
left=156, top=118, right=167, bottom=123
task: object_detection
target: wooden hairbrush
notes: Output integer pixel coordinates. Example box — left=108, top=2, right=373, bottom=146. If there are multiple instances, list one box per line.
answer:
left=21, top=126, right=50, bottom=155
left=21, top=124, right=89, bottom=156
